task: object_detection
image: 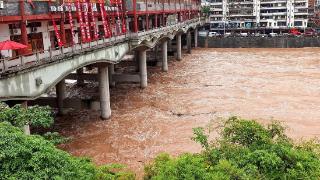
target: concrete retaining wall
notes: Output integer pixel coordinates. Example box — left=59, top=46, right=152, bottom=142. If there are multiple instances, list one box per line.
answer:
left=198, top=36, right=320, bottom=48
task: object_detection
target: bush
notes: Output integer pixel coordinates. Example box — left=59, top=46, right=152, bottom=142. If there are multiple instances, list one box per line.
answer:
left=0, top=102, right=53, bottom=128
left=42, top=132, right=70, bottom=145
left=144, top=117, right=320, bottom=180
left=0, top=122, right=135, bottom=180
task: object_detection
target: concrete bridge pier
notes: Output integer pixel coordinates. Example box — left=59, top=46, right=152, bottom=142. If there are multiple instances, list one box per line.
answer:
left=108, top=64, right=116, bottom=88
left=56, top=79, right=66, bottom=116
left=76, top=68, right=85, bottom=86
left=139, top=50, right=148, bottom=88
left=194, top=29, right=198, bottom=48
left=154, top=46, right=158, bottom=62
left=176, top=34, right=182, bottom=60
left=134, top=51, right=140, bottom=72
left=98, top=64, right=111, bottom=120
left=187, top=31, right=192, bottom=54
left=22, top=101, right=30, bottom=135
left=168, top=40, right=172, bottom=52
left=155, top=45, right=162, bottom=67
left=162, top=41, right=168, bottom=72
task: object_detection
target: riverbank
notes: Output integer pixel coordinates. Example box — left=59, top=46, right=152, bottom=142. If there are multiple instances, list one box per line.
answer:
left=56, top=48, right=320, bottom=178
left=199, top=36, right=320, bottom=48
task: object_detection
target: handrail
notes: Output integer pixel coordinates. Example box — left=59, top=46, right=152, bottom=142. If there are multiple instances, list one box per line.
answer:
left=0, top=18, right=202, bottom=75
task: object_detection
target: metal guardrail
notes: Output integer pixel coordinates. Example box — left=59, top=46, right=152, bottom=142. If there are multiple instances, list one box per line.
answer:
left=132, top=18, right=200, bottom=38
left=0, top=18, right=201, bottom=75
left=0, top=34, right=129, bottom=76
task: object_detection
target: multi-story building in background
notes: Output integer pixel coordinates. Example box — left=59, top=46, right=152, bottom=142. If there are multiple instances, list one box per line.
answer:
left=206, top=0, right=309, bottom=31
left=308, top=0, right=320, bottom=27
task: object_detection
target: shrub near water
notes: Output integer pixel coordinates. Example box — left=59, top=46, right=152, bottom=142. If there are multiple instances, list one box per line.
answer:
left=0, top=103, right=53, bottom=128
left=0, top=122, right=135, bottom=180
left=0, top=103, right=135, bottom=180
left=144, top=117, right=320, bottom=180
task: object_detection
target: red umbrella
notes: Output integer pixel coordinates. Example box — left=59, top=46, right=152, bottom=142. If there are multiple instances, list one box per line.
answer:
left=0, top=40, right=27, bottom=50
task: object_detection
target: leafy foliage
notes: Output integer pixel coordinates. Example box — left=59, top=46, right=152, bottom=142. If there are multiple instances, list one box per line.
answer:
left=42, top=132, right=70, bottom=145
left=144, top=117, right=320, bottom=180
left=191, top=127, right=209, bottom=150
left=0, top=122, right=135, bottom=180
left=201, top=6, right=210, bottom=17
left=0, top=102, right=53, bottom=128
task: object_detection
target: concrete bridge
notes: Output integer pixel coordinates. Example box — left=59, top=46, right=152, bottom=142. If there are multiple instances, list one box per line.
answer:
left=0, top=18, right=202, bottom=126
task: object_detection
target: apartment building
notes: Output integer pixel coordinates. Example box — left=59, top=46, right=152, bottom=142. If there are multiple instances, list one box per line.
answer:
left=207, top=0, right=309, bottom=30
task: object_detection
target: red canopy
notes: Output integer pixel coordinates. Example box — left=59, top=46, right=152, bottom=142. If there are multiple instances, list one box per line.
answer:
left=0, top=40, right=27, bottom=50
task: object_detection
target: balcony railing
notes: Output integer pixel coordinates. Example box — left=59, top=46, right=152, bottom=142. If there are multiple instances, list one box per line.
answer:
left=260, top=0, right=287, bottom=3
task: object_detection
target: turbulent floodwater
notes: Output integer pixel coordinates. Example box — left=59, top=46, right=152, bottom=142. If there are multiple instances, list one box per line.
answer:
left=56, top=48, right=320, bottom=177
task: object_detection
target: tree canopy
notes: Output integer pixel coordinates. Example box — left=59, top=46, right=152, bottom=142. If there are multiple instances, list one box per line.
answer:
left=144, top=117, right=320, bottom=180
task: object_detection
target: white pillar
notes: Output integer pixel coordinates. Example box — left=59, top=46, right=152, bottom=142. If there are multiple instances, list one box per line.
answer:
left=155, top=45, right=162, bottom=67
left=108, top=64, right=116, bottom=88
left=139, top=50, right=147, bottom=88
left=99, top=64, right=111, bottom=120
left=21, top=101, right=30, bottom=135
left=23, top=125, right=30, bottom=135
left=162, top=41, right=168, bottom=72
left=176, top=34, right=182, bottom=60
left=187, top=31, right=192, bottom=54
left=194, top=29, right=198, bottom=48
left=56, top=79, right=66, bottom=115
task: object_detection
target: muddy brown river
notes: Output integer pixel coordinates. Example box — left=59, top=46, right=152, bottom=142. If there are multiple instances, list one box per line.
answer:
left=56, top=48, right=320, bottom=178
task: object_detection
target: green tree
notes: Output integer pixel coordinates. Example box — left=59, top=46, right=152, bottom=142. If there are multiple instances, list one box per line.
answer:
left=201, top=6, right=210, bottom=17
left=0, top=122, right=135, bottom=180
left=0, top=102, right=53, bottom=129
left=144, top=117, right=320, bottom=179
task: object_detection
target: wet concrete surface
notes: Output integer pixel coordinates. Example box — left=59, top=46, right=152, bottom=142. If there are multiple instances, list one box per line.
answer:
left=56, top=48, right=320, bottom=178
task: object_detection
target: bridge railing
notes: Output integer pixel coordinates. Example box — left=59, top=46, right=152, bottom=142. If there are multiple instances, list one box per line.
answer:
left=0, top=18, right=201, bottom=76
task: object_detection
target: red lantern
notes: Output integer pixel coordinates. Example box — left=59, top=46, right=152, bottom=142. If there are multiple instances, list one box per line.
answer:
left=88, top=2, right=99, bottom=40
left=76, top=0, right=87, bottom=42
left=99, top=0, right=111, bottom=38
left=83, top=2, right=92, bottom=42
left=67, top=2, right=75, bottom=45
left=49, top=0, right=63, bottom=47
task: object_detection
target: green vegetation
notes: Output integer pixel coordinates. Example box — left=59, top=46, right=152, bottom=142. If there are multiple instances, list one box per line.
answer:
left=201, top=6, right=210, bottom=18
left=145, top=117, right=320, bottom=180
left=2, top=102, right=320, bottom=179
left=0, top=102, right=53, bottom=128
left=42, top=131, right=70, bottom=145
left=0, top=103, right=135, bottom=180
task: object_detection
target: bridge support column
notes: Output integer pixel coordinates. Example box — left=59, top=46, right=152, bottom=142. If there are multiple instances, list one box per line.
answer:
left=139, top=50, right=147, bottom=88
left=168, top=40, right=172, bottom=52
left=194, top=28, right=198, bottom=48
left=155, top=46, right=161, bottom=67
left=56, top=79, right=66, bottom=116
left=76, top=68, right=85, bottom=86
left=187, top=31, right=192, bottom=54
left=134, top=51, right=139, bottom=72
left=22, top=101, right=30, bottom=135
left=176, top=34, right=182, bottom=61
left=108, top=64, right=116, bottom=88
left=162, top=41, right=168, bottom=72
left=98, top=64, right=111, bottom=120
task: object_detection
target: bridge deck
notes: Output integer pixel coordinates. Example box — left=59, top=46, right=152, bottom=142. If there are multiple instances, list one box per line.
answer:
left=0, top=18, right=201, bottom=78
